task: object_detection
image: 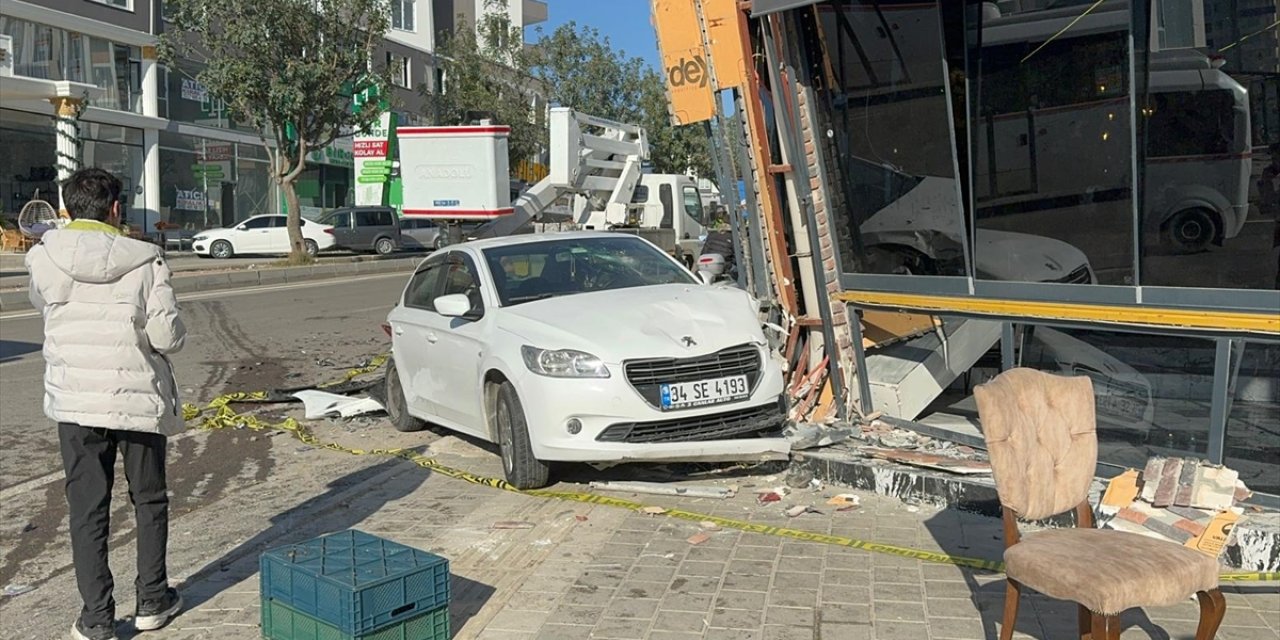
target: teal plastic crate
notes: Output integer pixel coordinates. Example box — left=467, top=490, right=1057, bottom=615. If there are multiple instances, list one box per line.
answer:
left=261, top=598, right=449, bottom=640
left=260, top=530, right=449, bottom=636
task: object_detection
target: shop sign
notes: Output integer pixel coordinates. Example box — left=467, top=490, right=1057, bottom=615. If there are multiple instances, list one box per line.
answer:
left=175, top=187, right=207, bottom=212
left=354, top=111, right=396, bottom=207
left=181, top=78, right=209, bottom=102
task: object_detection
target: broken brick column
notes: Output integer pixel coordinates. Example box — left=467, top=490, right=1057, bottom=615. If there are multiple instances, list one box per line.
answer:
left=794, top=82, right=859, bottom=413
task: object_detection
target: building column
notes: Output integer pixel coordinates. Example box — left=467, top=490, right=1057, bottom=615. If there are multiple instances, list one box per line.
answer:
left=141, top=46, right=162, bottom=232
left=49, top=96, right=84, bottom=212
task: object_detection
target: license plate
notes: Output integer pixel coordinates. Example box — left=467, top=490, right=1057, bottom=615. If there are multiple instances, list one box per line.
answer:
left=660, top=375, right=750, bottom=410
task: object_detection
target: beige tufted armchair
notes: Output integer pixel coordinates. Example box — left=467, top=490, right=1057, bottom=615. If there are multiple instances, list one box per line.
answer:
left=974, top=368, right=1225, bottom=640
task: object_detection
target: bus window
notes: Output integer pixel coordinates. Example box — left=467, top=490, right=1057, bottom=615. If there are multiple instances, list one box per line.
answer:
left=1144, top=90, right=1237, bottom=157
left=682, top=186, right=705, bottom=225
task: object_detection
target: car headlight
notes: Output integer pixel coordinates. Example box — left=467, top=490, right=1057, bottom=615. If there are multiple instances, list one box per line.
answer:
left=192, top=235, right=208, bottom=242
left=521, top=346, right=610, bottom=378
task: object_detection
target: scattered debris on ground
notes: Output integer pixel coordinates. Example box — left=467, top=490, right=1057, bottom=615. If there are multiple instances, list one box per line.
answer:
left=2, top=584, right=35, bottom=597
left=491, top=521, right=535, bottom=530
left=291, top=390, right=385, bottom=419
left=1099, top=456, right=1252, bottom=559
left=590, top=481, right=737, bottom=499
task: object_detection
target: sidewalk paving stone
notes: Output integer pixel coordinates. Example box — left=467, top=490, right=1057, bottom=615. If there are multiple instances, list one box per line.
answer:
left=6, top=434, right=1277, bottom=639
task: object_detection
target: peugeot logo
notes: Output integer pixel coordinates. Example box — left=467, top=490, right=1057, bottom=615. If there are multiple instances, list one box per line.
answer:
left=681, top=336, right=697, bottom=347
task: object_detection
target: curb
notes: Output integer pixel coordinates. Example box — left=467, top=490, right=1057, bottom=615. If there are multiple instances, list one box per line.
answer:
left=0, top=256, right=420, bottom=312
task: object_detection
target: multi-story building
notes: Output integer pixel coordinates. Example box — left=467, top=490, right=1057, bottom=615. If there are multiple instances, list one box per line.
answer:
left=0, top=0, right=547, bottom=233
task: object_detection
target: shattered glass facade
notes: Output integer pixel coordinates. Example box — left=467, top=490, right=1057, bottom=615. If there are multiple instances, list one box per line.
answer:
left=766, top=0, right=1279, bottom=499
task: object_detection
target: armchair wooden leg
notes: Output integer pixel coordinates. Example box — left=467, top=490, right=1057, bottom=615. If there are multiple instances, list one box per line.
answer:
left=1195, top=589, right=1227, bottom=639
left=1088, top=613, right=1122, bottom=640
left=1000, top=579, right=1022, bottom=640
left=1078, top=604, right=1092, bottom=639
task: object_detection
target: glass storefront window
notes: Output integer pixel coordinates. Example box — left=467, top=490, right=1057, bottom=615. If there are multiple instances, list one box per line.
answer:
left=160, top=63, right=258, bottom=133
left=1224, top=342, right=1280, bottom=497
left=1138, top=6, right=1279, bottom=291
left=804, top=0, right=970, bottom=278
left=159, top=132, right=277, bottom=230
left=966, top=3, right=1136, bottom=286
left=0, top=109, right=56, bottom=217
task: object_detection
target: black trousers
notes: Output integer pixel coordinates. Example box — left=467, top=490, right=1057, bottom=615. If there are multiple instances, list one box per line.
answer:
left=58, top=423, right=170, bottom=627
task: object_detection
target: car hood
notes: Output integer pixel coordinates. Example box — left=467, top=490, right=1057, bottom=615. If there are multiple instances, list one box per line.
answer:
left=973, top=229, right=1090, bottom=282
left=497, top=284, right=766, bottom=363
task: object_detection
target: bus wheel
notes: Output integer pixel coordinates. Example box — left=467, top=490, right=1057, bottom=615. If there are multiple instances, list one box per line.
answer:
left=1165, top=208, right=1218, bottom=253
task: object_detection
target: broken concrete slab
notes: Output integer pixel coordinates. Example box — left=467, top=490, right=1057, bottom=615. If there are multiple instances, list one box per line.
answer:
left=859, top=447, right=991, bottom=475
left=590, top=481, right=736, bottom=499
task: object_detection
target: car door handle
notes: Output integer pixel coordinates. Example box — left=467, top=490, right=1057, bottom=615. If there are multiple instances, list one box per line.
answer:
left=426, top=332, right=439, bottom=343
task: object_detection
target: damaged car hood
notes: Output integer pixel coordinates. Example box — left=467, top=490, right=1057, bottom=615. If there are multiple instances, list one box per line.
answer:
left=497, top=284, right=767, bottom=363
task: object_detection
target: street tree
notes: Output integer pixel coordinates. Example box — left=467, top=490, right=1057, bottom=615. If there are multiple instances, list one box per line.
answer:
left=424, top=0, right=542, bottom=169
left=533, top=22, right=712, bottom=177
left=160, top=0, right=395, bottom=262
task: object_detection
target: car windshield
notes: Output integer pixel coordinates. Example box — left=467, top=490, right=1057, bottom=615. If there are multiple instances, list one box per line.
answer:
left=482, top=236, right=697, bottom=306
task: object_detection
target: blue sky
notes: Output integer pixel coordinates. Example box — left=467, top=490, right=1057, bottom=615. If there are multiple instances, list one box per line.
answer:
left=530, top=1, right=662, bottom=69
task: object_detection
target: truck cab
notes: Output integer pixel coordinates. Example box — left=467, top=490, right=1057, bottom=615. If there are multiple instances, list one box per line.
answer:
left=578, top=173, right=708, bottom=257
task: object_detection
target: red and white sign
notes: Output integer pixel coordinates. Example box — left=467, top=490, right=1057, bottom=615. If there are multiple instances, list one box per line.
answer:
left=353, top=140, right=389, bottom=158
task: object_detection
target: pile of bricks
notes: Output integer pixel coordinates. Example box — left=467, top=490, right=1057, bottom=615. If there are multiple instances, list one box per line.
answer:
left=1099, top=457, right=1252, bottom=558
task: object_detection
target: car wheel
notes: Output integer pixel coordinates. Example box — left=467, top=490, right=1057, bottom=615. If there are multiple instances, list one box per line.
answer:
left=375, top=237, right=395, bottom=255
left=210, top=240, right=234, bottom=259
left=1164, top=208, right=1218, bottom=253
left=433, top=235, right=447, bottom=251
left=385, top=358, right=426, bottom=433
left=494, top=381, right=551, bottom=489
left=304, top=239, right=320, bottom=257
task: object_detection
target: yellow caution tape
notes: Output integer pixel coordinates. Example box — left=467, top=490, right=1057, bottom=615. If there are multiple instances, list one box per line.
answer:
left=181, top=356, right=1280, bottom=584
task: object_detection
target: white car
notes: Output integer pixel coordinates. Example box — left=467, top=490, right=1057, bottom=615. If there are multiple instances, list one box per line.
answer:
left=192, top=214, right=335, bottom=259
left=383, top=232, right=789, bottom=489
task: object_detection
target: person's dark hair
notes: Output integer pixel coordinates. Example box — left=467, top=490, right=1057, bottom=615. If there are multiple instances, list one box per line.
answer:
left=61, top=167, right=122, bottom=222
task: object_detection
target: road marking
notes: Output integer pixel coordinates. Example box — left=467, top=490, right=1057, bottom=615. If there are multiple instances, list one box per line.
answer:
left=0, top=271, right=409, bottom=322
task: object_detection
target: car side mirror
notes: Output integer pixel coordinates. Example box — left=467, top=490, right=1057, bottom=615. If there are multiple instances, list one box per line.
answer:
left=435, top=293, right=482, bottom=320
left=236, top=224, right=247, bottom=231
left=697, top=271, right=715, bottom=285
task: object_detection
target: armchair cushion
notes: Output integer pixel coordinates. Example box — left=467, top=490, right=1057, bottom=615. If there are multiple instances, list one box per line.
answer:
left=1005, top=527, right=1219, bottom=615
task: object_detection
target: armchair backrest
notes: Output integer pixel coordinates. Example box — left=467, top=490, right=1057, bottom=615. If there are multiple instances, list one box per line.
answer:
left=974, top=368, right=1098, bottom=521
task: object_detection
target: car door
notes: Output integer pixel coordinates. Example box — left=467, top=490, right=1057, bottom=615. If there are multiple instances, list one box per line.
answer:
left=326, top=211, right=356, bottom=249
left=236, top=216, right=274, bottom=252
left=386, top=254, right=448, bottom=419
left=416, top=251, right=490, bottom=437
left=264, top=215, right=293, bottom=253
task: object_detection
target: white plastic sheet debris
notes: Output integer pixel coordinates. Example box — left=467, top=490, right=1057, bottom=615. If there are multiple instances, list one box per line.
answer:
left=291, top=390, right=385, bottom=419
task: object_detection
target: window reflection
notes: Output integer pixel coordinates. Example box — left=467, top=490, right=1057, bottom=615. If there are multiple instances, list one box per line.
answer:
left=1224, top=342, right=1280, bottom=496
left=1139, top=38, right=1278, bottom=290
left=806, top=0, right=972, bottom=278
left=968, top=2, right=1135, bottom=285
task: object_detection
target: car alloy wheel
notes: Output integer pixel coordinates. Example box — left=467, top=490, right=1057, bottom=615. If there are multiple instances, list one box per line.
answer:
left=210, top=240, right=233, bottom=259
left=304, top=239, right=319, bottom=257
left=493, top=381, right=551, bottom=489
left=375, top=237, right=395, bottom=255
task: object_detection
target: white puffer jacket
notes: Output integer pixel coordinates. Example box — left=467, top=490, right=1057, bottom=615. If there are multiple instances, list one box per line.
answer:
left=26, top=222, right=187, bottom=435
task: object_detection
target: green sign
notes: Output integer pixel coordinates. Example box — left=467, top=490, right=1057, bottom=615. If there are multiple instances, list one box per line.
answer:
left=358, top=175, right=388, bottom=184
left=363, top=160, right=393, bottom=169
left=361, top=166, right=391, bottom=177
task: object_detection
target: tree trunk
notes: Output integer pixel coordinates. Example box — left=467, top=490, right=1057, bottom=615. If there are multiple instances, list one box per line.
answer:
left=282, top=179, right=308, bottom=262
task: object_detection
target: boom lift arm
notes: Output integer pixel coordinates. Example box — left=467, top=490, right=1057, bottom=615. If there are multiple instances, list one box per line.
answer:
left=471, top=107, right=650, bottom=239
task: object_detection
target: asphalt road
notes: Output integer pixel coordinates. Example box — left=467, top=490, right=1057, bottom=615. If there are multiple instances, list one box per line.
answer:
left=0, top=272, right=416, bottom=627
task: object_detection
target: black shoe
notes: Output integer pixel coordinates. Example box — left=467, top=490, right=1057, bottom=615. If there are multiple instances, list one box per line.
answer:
left=134, top=587, right=183, bottom=631
left=70, top=619, right=118, bottom=640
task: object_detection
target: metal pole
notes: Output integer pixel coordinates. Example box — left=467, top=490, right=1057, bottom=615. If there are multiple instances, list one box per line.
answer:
left=1206, top=338, right=1232, bottom=463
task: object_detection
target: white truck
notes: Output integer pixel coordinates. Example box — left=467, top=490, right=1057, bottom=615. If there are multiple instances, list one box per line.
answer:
left=399, top=108, right=714, bottom=260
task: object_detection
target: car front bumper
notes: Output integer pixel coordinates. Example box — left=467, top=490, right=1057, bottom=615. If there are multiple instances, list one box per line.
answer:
left=512, top=352, right=790, bottom=463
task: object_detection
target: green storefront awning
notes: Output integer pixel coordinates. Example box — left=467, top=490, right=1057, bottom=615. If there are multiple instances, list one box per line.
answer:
left=751, top=0, right=824, bottom=16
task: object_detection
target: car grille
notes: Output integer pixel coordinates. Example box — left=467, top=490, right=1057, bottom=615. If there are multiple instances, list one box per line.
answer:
left=596, top=402, right=785, bottom=444
left=1053, top=265, right=1092, bottom=284
left=624, top=344, right=762, bottom=409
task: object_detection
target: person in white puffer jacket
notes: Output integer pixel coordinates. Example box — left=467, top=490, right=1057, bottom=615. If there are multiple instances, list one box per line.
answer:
left=26, top=168, right=186, bottom=640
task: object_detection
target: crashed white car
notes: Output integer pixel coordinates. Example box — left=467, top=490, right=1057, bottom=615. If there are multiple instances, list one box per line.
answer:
left=383, top=232, right=788, bottom=488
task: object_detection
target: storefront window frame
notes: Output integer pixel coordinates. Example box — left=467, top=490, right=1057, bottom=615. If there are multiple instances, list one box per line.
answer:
left=759, top=4, right=1280, bottom=315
